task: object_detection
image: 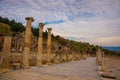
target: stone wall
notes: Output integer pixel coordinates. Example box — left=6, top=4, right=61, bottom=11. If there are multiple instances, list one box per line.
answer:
left=11, top=32, right=38, bottom=53
left=8, top=31, right=84, bottom=66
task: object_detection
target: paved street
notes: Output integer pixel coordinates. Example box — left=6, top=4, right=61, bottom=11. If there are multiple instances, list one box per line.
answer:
left=0, top=57, right=99, bottom=80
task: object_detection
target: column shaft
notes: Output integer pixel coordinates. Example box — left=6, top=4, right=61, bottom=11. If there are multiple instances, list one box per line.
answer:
left=23, top=17, right=34, bottom=68
left=47, top=28, right=52, bottom=63
left=36, top=23, right=44, bottom=66
left=101, top=52, right=107, bottom=71
left=96, top=49, right=101, bottom=65
left=1, top=36, right=12, bottom=71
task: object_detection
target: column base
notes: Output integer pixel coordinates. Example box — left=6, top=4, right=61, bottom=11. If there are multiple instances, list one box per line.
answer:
left=36, top=61, right=42, bottom=67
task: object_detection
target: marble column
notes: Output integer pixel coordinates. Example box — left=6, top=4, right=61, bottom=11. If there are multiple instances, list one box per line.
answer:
left=36, top=23, right=45, bottom=66
left=1, top=36, right=12, bottom=70
left=23, top=17, right=34, bottom=68
left=47, top=28, right=52, bottom=64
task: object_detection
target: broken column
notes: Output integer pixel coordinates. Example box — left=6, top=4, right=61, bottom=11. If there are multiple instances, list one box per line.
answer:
left=22, top=17, right=34, bottom=68
left=47, top=28, right=52, bottom=64
left=101, top=51, right=107, bottom=72
left=96, top=49, right=102, bottom=65
left=0, top=36, right=12, bottom=72
left=36, top=23, right=45, bottom=66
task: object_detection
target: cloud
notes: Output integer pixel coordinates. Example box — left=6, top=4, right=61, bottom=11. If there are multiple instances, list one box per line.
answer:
left=45, top=18, right=120, bottom=46
left=0, top=0, right=120, bottom=46
left=91, top=36, right=120, bottom=46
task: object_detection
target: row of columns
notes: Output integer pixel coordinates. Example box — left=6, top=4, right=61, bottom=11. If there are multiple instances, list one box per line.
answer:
left=23, top=17, right=52, bottom=68
left=0, top=17, right=92, bottom=71
left=1, top=17, right=90, bottom=70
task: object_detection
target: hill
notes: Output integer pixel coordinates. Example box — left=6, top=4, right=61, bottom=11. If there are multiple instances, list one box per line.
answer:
left=0, top=22, right=13, bottom=36
left=0, top=16, right=25, bottom=34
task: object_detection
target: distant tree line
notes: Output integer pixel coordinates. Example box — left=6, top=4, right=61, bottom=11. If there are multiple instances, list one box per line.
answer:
left=0, top=16, right=25, bottom=33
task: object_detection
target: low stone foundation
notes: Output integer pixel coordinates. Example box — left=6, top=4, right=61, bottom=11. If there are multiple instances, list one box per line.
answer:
left=9, top=52, right=84, bottom=69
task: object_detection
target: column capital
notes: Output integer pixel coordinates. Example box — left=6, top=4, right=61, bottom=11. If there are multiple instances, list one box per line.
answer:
left=47, top=28, right=52, bottom=31
left=25, top=17, right=34, bottom=22
left=39, top=23, right=45, bottom=28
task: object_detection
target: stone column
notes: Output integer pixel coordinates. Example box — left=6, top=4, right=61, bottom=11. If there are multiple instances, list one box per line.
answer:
left=47, top=28, right=52, bottom=64
left=96, top=49, right=102, bottom=65
left=96, top=50, right=98, bottom=62
left=1, top=36, right=12, bottom=71
left=36, top=23, right=45, bottom=66
left=22, top=17, right=34, bottom=68
left=82, top=52, right=87, bottom=59
left=101, top=52, right=107, bottom=72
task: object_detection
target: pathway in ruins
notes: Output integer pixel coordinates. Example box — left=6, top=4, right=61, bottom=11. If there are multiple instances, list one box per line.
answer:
left=0, top=57, right=100, bottom=80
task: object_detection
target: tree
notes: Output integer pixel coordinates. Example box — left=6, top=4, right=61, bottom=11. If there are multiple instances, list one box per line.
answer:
left=0, top=16, right=25, bottom=33
left=32, top=27, right=39, bottom=37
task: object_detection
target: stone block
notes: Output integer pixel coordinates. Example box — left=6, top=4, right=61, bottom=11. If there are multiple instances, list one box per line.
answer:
left=101, top=72, right=116, bottom=79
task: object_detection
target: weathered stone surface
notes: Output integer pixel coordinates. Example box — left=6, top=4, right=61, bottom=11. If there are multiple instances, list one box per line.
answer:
left=22, top=17, right=34, bottom=68
left=47, top=28, right=52, bottom=63
left=100, top=78, right=116, bottom=80
left=36, top=23, right=45, bottom=66
left=96, top=49, right=102, bottom=66
left=69, top=77, right=97, bottom=80
left=0, top=36, right=12, bottom=72
left=40, top=74, right=67, bottom=80
left=0, top=57, right=99, bottom=80
left=101, top=72, right=116, bottom=79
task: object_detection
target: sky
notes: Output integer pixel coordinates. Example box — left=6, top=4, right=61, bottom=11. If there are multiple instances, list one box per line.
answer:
left=0, top=0, right=120, bottom=46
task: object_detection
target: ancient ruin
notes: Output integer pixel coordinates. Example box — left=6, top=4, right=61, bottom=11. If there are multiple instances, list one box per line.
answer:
left=22, top=17, right=34, bottom=68
left=0, top=17, right=119, bottom=80
left=96, top=49, right=107, bottom=71
left=47, top=28, right=52, bottom=64
left=0, top=36, right=12, bottom=72
left=0, top=17, right=92, bottom=72
left=36, top=23, right=44, bottom=66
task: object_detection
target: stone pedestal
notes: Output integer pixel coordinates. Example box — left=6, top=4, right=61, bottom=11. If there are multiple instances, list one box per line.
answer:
left=22, top=17, right=34, bottom=68
left=47, top=28, right=52, bottom=64
left=36, top=23, right=45, bottom=66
